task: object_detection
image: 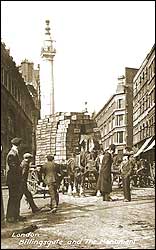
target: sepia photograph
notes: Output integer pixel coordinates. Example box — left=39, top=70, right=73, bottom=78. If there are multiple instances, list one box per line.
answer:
left=1, top=1, right=155, bottom=249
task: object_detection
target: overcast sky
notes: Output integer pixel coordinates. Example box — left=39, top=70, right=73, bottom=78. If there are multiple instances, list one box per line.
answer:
left=1, top=1, right=155, bottom=114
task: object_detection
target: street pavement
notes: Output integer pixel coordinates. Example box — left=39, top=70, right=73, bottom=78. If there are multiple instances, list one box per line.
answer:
left=1, top=186, right=155, bottom=249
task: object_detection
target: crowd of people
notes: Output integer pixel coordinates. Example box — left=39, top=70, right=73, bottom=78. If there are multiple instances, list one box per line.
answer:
left=5, top=137, right=59, bottom=223
left=4, top=137, right=154, bottom=223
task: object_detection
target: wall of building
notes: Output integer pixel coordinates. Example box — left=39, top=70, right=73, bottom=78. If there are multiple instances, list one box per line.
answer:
left=1, top=42, right=39, bottom=176
left=124, top=67, right=138, bottom=148
left=95, top=92, right=126, bottom=155
left=19, top=59, right=40, bottom=111
left=133, top=45, right=155, bottom=149
left=95, top=67, right=138, bottom=155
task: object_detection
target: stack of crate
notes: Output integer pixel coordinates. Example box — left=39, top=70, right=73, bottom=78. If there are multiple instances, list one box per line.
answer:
left=35, top=112, right=101, bottom=165
left=35, top=115, right=58, bottom=165
left=55, top=117, right=70, bottom=162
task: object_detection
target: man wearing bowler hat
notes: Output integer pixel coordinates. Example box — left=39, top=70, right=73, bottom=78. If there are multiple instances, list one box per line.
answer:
left=6, top=137, right=26, bottom=222
left=96, top=144, right=116, bottom=201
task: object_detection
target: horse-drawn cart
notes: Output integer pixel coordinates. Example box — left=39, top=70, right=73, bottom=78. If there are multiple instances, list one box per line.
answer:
left=27, top=161, right=99, bottom=198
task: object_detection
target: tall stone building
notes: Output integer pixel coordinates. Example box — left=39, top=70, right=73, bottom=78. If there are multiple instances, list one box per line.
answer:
left=95, top=67, right=138, bottom=155
left=133, top=44, right=155, bottom=162
left=40, top=20, right=56, bottom=118
left=1, top=42, right=39, bottom=177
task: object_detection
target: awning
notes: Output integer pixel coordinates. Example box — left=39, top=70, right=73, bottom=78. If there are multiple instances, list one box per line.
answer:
left=144, top=140, right=155, bottom=152
left=134, top=137, right=153, bottom=157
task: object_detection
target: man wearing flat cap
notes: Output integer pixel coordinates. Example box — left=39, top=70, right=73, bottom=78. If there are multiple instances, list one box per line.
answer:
left=19, top=153, right=40, bottom=213
left=6, top=137, right=26, bottom=222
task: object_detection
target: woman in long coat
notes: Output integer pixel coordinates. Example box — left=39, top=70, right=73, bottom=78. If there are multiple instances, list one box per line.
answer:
left=96, top=144, right=115, bottom=201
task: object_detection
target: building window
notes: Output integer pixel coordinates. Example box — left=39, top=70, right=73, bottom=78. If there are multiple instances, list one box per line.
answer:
left=1, top=67, right=4, bottom=85
left=149, top=93, right=152, bottom=107
left=117, top=99, right=123, bottom=109
left=140, top=125, right=143, bottom=140
left=142, top=98, right=145, bottom=112
left=145, top=95, right=148, bottom=110
left=145, top=67, right=148, bottom=81
left=117, top=131, right=123, bottom=143
left=109, top=120, right=111, bottom=131
left=136, top=81, right=138, bottom=93
left=8, top=113, right=15, bottom=136
left=153, top=59, right=155, bottom=76
left=116, top=115, right=124, bottom=126
left=112, top=117, right=115, bottom=128
left=146, top=121, right=149, bottom=137
left=142, top=123, right=145, bottom=138
left=101, top=128, right=104, bottom=137
left=151, top=117, right=154, bottom=135
left=152, top=89, right=155, bottom=105
left=8, top=76, right=12, bottom=92
left=4, top=69, right=7, bottom=87
left=7, top=73, right=10, bottom=89
left=104, top=125, right=107, bottom=135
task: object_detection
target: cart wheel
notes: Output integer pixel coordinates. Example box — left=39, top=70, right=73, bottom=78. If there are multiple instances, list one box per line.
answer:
left=27, top=169, right=40, bottom=195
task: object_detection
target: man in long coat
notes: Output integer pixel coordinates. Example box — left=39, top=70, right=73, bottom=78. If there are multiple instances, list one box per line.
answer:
left=96, top=144, right=115, bottom=201
left=6, top=137, right=26, bottom=222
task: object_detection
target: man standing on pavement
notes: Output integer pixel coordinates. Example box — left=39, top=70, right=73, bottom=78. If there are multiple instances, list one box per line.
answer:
left=120, top=154, right=134, bottom=202
left=41, top=155, right=59, bottom=213
left=96, top=144, right=115, bottom=201
left=6, top=137, right=26, bottom=223
left=67, top=153, right=76, bottom=195
left=20, top=153, right=41, bottom=213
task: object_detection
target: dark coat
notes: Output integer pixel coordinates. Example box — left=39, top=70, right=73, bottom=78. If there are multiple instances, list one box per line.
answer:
left=41, top=161, right=57, bottom=185
left=96, top=151, right=113, bottom=193
left=6, top=148, right=21, bottom=186
left=6, top=148, right=22, bottom=220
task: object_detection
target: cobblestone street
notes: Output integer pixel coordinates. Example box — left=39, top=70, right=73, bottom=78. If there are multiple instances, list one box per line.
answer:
left=1, top=186, right=155, bottom=249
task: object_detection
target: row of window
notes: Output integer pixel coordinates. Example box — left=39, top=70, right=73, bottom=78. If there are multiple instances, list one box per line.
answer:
left=134, top=57, right=155, bottom=94
left=1, top=66, right=33, bottom=120
left=103, top=131, right=124, bottom=149
left=8, top=112, right=32, bottom=147
left=134, top=116, right=155, bottom=142
left=133, top=89, right=155, bottom=120
left=101, top=114, right=125, bottom=137
left=97, top=98, right=124, bottom=123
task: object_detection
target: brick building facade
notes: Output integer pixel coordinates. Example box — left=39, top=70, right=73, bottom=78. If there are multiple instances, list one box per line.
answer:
left=95, top=67, right=138, bottom=155
left=133, top=44, right=155, bottom=161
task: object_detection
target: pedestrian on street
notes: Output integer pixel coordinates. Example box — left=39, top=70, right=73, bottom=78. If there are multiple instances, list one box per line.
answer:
left=20, top=153, right=41, bottom=213
left=120, top=154, right=134, bottom=202
left=67, top=153, right=76, bottom=195
left=96, top=144, right=115, bottom=201
left=41, top=155, right=59, bottom=213
left=6, top=137, right=26, bottom=223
